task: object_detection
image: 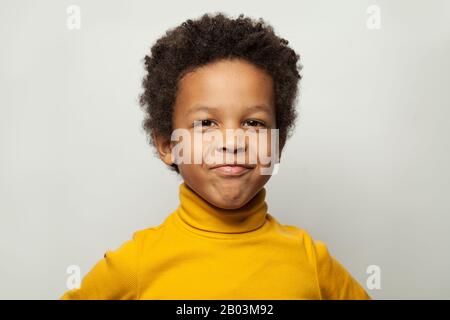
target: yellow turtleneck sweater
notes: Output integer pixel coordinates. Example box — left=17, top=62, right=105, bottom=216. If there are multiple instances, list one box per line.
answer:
left=60, top=182, right=371, bottom=300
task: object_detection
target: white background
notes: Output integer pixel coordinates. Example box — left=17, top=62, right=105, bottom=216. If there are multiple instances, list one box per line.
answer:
left=0, top=0, right=449, bottom=299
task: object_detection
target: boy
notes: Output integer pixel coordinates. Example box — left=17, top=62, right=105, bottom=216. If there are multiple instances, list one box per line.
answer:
left=60, top=12, right=371, bottom=300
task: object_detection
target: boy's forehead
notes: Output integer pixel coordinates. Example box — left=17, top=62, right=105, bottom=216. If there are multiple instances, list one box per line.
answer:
left=175, top=59, right=275, bottom=113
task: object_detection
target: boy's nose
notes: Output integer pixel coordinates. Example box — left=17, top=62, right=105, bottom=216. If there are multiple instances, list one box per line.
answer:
left=217, top=129, right=247, bottom=154
left=220, top=142, right=246, bottom=154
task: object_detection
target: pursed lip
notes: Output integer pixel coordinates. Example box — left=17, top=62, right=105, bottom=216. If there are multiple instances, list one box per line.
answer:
left=209, top=163, right=255, bottom=177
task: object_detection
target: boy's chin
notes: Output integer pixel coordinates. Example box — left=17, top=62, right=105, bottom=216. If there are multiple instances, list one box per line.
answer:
left=209, top=195, right=249, bottom=210
left=203, top=184, right=259, bottom=210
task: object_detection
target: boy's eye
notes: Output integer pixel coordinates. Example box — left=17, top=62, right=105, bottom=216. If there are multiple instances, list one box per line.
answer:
left=243, top=119, right=266, bottom=127
left=193, top=119, right=215, bottom=128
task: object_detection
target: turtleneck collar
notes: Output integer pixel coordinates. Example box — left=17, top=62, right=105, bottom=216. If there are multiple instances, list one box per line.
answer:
left=174, top=182, right=268, bottom=236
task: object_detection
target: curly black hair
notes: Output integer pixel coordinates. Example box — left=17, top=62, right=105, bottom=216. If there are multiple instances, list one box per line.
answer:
left=139, top=12, right=302, bottom=173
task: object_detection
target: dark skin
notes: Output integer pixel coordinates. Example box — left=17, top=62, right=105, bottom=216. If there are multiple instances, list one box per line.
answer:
left=154, top=58, right=283, bottom=209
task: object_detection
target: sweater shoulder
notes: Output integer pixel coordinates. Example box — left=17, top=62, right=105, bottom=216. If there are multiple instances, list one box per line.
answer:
left=267, top=214, right=319, bottom=261
left=268, top=213, right=315, bottom=242
left=130, top=220, right=167, bottom=247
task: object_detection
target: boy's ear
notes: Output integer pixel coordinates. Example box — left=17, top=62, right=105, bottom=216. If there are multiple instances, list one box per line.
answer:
left=152, top=131, right=174, bottom=166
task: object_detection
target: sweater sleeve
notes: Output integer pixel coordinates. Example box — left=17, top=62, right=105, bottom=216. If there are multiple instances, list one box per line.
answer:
left=60, top=232, right=141, bottom=300
left=313, top=240, right=371, bottom=300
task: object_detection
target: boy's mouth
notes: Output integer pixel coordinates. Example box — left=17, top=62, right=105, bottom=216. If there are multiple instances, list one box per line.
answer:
left=209, top=163, right=255, bottom=177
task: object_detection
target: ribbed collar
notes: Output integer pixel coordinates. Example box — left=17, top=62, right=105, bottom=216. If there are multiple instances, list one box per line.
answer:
left=174, top=182, right=268, bottom=235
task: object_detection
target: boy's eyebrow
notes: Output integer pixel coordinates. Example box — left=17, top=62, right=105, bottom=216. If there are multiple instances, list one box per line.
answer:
left=244, top=105, right=274, bottom=115
left=186, top=104, right=273, bottom=116
left=186, top=105, right=217, bottom=115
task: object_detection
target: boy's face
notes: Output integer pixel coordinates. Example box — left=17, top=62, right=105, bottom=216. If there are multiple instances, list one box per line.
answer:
left=157, top=58, right=279, bottom=209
